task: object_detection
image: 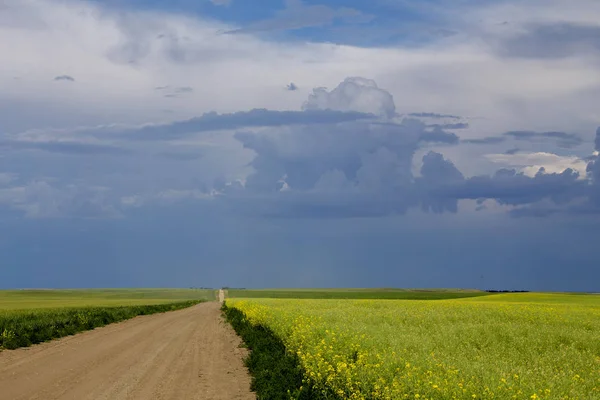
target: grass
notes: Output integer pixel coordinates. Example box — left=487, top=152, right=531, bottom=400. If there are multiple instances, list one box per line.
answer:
left=0, top=301, right=202, bottom=350
left=222, top=303, right=337, bottom=400
left=227, top=293, right=600, bottom=399
left=226, top=288, right=491, bottom=300
left=0, top=288, right=216, bottom=310
left=0, top=288, right=214, bottom=350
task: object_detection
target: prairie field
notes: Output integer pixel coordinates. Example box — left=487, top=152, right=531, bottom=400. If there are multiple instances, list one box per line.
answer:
left=227, top=292, right=600, bottom=399
left=226, top=288, right=490, bottom=300
left=0, top=288, right=216, bottom=310
left=0, top=289, right=214, bottom=349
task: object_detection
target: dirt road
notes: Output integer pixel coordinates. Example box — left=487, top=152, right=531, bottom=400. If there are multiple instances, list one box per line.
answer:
left=0, top=302, right=254, bottom=400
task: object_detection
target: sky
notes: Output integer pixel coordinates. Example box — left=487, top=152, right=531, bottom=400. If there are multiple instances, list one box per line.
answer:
left=1, top=0, right=599, bottom=291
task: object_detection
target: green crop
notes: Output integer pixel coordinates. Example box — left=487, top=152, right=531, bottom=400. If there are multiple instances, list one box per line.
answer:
left=0, top=289, right=215, bottom=350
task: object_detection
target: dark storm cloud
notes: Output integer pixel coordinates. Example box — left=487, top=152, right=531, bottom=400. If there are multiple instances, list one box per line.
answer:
left=90, top=108, right=376, bottom=141
left=505, top=131, right=583, bottom=148
left=418, top=127, right=460, bottom=144
left=234, top=117, right=424, bottom=193
left=4, top=76, right=596, bottom=222
left=462, top=131, right=582, bottom=148
left=432, top=168, right=585, bottom=207
left=227, top=80, right=596, bottom=219
left=418, top=151, right=464, bottom=213
left=575, top=128, right=600, bottom=213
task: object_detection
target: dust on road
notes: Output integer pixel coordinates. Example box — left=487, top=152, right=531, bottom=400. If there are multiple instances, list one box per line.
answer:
left=0, top=302, right=254, bottom=400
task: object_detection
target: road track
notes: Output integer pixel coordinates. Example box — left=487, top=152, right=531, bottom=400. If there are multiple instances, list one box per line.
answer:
left=0, top=301, right=254, bottom=400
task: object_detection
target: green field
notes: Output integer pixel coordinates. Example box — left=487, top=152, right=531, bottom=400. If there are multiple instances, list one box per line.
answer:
left=227, top=292, right=600, bottom=399
left=226, top=288, right=491, bottom=300
left=0, top=288, right=216, bottom=310
left=0, top=289, right=215, bottom=350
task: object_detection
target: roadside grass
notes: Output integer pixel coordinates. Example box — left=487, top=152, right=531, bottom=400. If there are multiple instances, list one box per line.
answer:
left=226, top=288, right=491, bottom=300
left=222, top=303, right=340, bottom=400
left=0, top=300, right=202, bottom=350
left=227, top=293, right=600, bottom=399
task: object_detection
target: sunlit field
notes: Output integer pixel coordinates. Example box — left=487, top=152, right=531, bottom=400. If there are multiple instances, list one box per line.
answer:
left=0, top=288, right=216, bottom=310
left=227, top=293, right=600, bottom=399
left=0, top=289, right=214, bottom=349
left=226, top=288, right=491, bottom=300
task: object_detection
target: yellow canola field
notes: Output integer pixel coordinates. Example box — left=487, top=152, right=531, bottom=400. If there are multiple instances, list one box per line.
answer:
left=227, top=295, right=600, bottom=400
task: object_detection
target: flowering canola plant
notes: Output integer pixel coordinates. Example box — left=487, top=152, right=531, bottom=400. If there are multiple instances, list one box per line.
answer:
left=227, top=294, right=600, bottom=400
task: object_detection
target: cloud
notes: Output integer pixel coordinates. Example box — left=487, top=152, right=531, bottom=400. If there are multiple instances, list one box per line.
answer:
left=302, top=77, right=396, bottom=118
left=504, top=130, right=583, bottom=148
left=54, top=75, right=75, bottom=82
left=496, top=22, right=600, bottom=59
left=3, top=0, right=599, bottom=141
left=229, top=78, right=591, bottom=218
left=0, top=140, right=130, bottom=156
left=96, top=108, right=377, bottom=141
left=418, top=151, right=464, bottom=213
left=462, top=131, right=583, bottom=148
left=224, top=0, right=373, bottom=34
left=407, top=113, right=462, bottom=120
left=579, top=127, right=600, bottom=213
left=174, top=86, right=193, bottom=93
left=5, top=74, right=596, bottom=220
left=3, top=0, right=600, bottom=292
left=485, top=152, right=589, bottom=178
left=155, top=86, right=194, bottom=98
left=418, top=127, right=459, bottom=145
left=427, top=122, right=469, bottom=130
left=462, top=137, right=506, bottom=145
left=434, top=168, right=585, bottom=207
left=232, top=79, right=423, bottom=198
left=0, top=181, right=119, bottom=219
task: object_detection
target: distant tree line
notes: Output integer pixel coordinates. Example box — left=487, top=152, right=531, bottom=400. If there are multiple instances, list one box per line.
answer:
left=485, top=290, right=530, bottom=293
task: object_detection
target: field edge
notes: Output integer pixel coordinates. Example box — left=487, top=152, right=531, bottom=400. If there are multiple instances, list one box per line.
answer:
left=221, top=303, right=340, bottom=400
left=0, top=300, right=203, bottom=350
